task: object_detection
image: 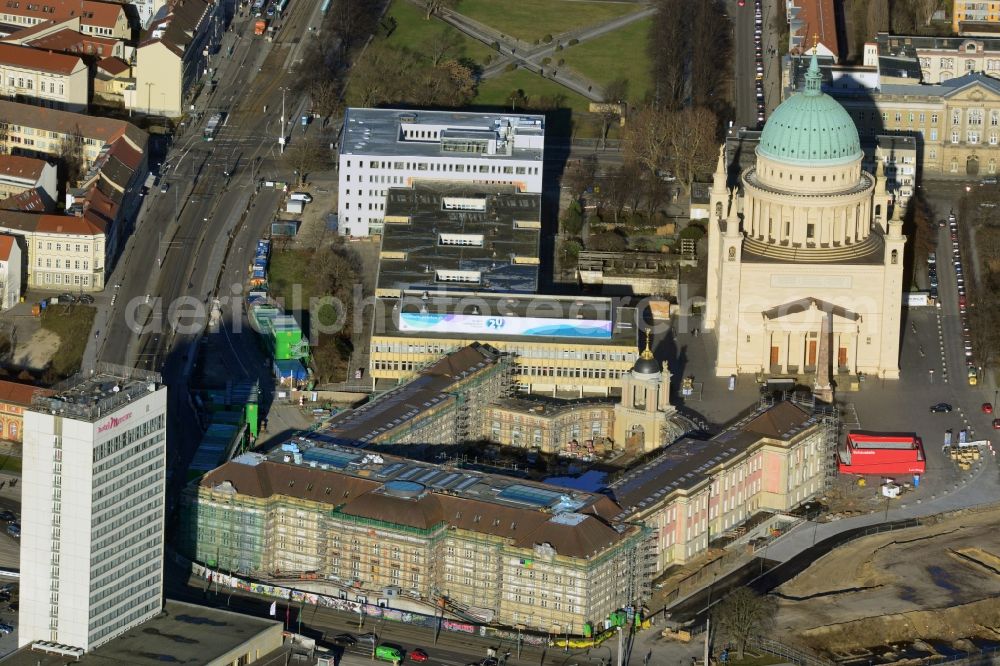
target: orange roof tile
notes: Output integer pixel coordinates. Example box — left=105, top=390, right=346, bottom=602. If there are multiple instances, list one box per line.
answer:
left=0, top=42, right=83, bottom=75
left=0, top=155, right=46, bottom=181
left=790, top=0, right=840, bottom=60
left=0, top=235, right=13, bottom=261
left=35, top=213, right=103, bottom=235
left=0, top=379, right=52, bottom=406
left=0, top=0, right=125, bottom=30
left=96, top=54, right=126, bottom=74
left=27, top=27, right=119, bottom=57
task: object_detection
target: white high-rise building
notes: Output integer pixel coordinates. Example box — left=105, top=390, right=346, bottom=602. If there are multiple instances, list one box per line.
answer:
left=337, top=108, right=545, bottom=237
left=19, top=366, right=167, bottom=652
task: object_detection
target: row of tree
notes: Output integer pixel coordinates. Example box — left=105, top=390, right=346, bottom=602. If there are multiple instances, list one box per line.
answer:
left=649, top=0, right=732, bottom=114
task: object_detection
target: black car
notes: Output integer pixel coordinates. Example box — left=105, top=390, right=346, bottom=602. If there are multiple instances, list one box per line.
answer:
left=78, top=294, right=95, bottom=304
left=333, top=633, right=357, bottom=646
left=930, top=403, right=953, bottom=413
left=0, top=511, right=15, bottom=522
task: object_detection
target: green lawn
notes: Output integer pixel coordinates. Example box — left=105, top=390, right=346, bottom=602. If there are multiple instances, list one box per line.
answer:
left=40, top=304, right=96, bottom=379
left=559, top=17, right=652, bottom=103
left=475, top=68, right=592, bottom=113
left=384, top=0, right=494, bottom=64
left=0, top=455, right=20, bottom=474
left=267, top=250, right=315, bottom=313
left=457, top=0, right=641, bottom=43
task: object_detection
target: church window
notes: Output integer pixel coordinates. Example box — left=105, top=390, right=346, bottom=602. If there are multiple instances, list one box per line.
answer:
left=929, top=148, right=937, bottom=159
left=931, top=113, right=939, bottom=124
left=992, top=111, right=1000, bottom=126
left=806, top=224, right=815, bottom=239
left=894, top=112, right=901, bottom=123
left=969, top=109, right=984, bottom=126
left=953, top=109, right=962, bottom=125
left=908, top=113, right=914, bottom=123
left=920, top=113, right=926, bottom=123
left=968, top=130, right=980, bottom=144
left=952, top=130, right=960, bottom=144
left=811, top=176, right=815, bottom=182
left=991, top=132, right=998, bottom=145
left=784, top=221, right=790, bottom=237
left=966, top=59, right=976, bottom=72
left=930, top=129, right=938, bottom=141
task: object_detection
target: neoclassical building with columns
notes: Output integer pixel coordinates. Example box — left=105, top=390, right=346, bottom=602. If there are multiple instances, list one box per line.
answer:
left=705, top=53, right=906, bottom=380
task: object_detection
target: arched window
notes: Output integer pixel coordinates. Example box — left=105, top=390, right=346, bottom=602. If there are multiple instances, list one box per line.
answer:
left=7, top=422, right=14, bottom=440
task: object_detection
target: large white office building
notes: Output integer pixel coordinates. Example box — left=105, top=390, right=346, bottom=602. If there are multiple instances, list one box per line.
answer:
left=19, top=365, right=167, bottom=652
left=337, top=108, right=545, bottom=237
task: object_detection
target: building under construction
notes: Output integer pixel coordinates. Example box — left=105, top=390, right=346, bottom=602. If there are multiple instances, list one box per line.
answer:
left=178, top=444, right=651, bottom=635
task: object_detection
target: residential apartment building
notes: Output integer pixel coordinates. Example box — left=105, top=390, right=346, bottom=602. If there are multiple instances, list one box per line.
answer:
left=6, top=19, right=126, bottom=60
left=0, top=0, right=132, bottom=41
left=0, top=233, right=19, bottom=308
left=180, top=447, right=650, bottom=634
left=0, top=101, right=148, bottom=290
left=19, top=366, right=167, bottom=651
left=133, top=0, right=223, bottom=117
left=837, top=72, right=1000, bottom=176
left=370, top=292, right=639, bottom=397
left=0, top=154, right=56, bottom=204
left=953, top=0, right=1000, bottom=34
left=0, top=379, right=50, bottom=441
left=607, top=400, right=834, bottom=570
left=0, top=43, right=87, bottom=110
left=338, top=109, right=545, bottom=237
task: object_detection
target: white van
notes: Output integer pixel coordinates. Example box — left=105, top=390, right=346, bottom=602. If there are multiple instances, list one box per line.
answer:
left=289, top=192, right=313, bottom=203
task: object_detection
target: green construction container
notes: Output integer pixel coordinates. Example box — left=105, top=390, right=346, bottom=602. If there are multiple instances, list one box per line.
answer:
left=609, top=610, right=627, bottom=628
left=245, top=402, right=259, bottom=438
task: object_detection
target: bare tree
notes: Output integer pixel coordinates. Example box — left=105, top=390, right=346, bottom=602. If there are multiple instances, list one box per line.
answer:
left=867, top=0, right=889, bottom=36
left=622, top=105, right=671, bottom=177
left=507, top=88, right=528, bottom=112
left=649, top=0, right=687, bottom=110
left=689, top=0, right=731, bottom=108
left=599, top=77, right=629, bottom=149
left=424, top=26, right=464, bottom=66
left=563, top=154, right=598, bottom=198
left=421, top=0, right=457, bottom=20
left=668, top=106, right=718, bottom=192
left=643, top=175, right=671, bottom=219
left=308, top=79, right=341, bottom=121
left=58, top=124, right=85, bottom=188
left=712, top=588, right=778, bottom=660
left=283, top=134, right=333, bottom=186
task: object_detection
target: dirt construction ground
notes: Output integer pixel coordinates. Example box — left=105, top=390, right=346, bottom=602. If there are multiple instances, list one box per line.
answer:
left=775, top=504, right=1000, bottom=660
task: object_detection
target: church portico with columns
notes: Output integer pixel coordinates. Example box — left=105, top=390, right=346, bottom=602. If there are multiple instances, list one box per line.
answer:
left=705, top=51, right=906, bottom=383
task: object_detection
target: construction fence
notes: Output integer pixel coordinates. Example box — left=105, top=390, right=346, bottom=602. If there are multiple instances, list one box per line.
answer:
left=178, top=553, right=552, bottom=646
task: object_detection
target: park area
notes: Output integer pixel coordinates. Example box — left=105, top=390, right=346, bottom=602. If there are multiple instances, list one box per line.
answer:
left=559, top=17, right=652, bottom=103
left=457, top=0, right=641, bottom=43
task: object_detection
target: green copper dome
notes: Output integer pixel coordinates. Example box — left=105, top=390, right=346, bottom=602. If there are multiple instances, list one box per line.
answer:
left=758, top=53, right=862, bottom=165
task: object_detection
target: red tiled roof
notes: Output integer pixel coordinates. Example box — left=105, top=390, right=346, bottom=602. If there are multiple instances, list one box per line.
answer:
left=790, top=0, right=840, bottom=60
left=0, top=42, right=83, bottom=75
left=35, top=213, right=103, bottom=235
left=0, top=235, right=13, bottom=261
left=0, top=155, right=46, bottom=181
left=96, top=54, right=126, bottom=74
left=0, top=379, right=52, bottom=406
left=0, top=188, right=47, bottom=212
left=1, top=19, right=61, bottom=42
left=0, top=0, right=125, bottom=29
left=106, top=134, right=141, bottom=170
left=26, top=27, right=119, bottom=57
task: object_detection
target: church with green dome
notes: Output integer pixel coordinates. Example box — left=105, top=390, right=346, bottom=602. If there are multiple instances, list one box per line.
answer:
left=703, top=52, right=906, bottom=384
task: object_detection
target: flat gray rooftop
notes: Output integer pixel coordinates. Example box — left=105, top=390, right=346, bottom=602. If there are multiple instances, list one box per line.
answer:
left=379, top=183, right=541, bottom=295
left=30, top=362, right=162, bottom=422
left=2, top=600, right=282, bottom=666
left=341, top=108, right=545, bottom=161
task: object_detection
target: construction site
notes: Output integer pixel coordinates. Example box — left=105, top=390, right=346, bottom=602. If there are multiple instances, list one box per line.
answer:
left=773, top=503, right=1000, bottom=663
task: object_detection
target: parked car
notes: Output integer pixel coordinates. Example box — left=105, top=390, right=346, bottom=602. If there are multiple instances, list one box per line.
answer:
left=930, top=403, right=953, bottom=413
left=0, top=623, right=13, bottom=635
left=333, top=633, right=357, bottom=646
left=993, top=419, right=1000, bottom=430
left=0, top=511, right=15, bottom=522
left=5, top=524, right=19, bottom=538
left=410, top=648, right=429, bottom=663
left=78, top=294, right=95, bottom=304
left=984, top=403, right=994, bottom=414
left=358, top=632, right=377, bottom=645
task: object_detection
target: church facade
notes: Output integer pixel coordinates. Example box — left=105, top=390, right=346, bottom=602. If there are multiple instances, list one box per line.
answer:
left=705, top=53, right=906, bottom=380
